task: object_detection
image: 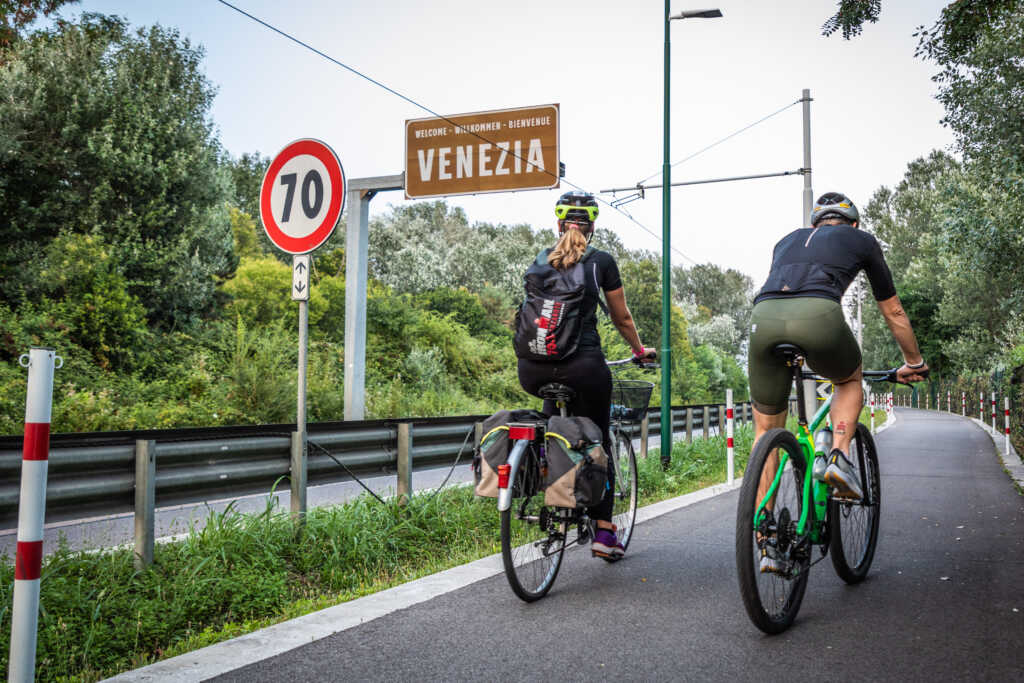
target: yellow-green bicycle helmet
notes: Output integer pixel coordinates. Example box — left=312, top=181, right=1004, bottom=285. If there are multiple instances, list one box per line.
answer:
left=555, top=191, right=599, bottom=223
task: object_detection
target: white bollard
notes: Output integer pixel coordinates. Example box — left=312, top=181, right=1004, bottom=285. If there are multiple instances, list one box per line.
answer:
left=947, top=389, right=951, bottom=413
left=980, top=392, right=984, bottom=421
left=1005, top=397, right=1011, bottom=454
left=726, top=389, right=734, bottom=485
left=9, top=347, right=61, bottom=683
left=961, top=391, right=965, bottom=416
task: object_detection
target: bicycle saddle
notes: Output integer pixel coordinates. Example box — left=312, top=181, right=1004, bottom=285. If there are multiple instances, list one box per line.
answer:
left=537, top=382, right=576, bottom=404
left=771, top=343, right=806, bottom=363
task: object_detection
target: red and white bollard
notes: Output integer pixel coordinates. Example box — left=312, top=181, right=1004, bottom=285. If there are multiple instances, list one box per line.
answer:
left=9, top=347, right=61, bottom=683
left=980, top=392, right=984, bottom=422
left=961, top=391, right=965, bottom=417
left=726, top=389, right=734, bottom=485
left=992, top=391, right=997, bottom=433
left=947, top=390, right=951, bottom=413
left=870, top=393, right=875, bottom=433
left=1005, top=397, right=1011, bottom=454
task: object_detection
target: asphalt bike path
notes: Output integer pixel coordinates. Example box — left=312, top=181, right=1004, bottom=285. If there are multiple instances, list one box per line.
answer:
left=118, top=409, right=1023, bottom=681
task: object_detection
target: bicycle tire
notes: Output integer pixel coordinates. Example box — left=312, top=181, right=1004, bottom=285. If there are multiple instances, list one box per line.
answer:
left=829, top=423, right=881, bottom=584
left=735, top=428, right=810, bottom=634
left=603, top=428, right=639, bottom=563
left=500, top=445, right=566, bottom=602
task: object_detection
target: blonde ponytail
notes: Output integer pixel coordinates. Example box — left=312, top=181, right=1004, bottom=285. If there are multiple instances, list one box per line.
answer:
left=548, top=228, right=588, bottom=269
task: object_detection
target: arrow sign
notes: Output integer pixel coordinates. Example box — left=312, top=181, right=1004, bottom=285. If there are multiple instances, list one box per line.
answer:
left=292, top=254, right=310, bottom=301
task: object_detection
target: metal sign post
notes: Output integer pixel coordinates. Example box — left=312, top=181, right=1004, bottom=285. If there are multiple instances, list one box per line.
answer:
left=291, top=254, right=311, bottom=518
left=259, top=139, right=345, bottom=519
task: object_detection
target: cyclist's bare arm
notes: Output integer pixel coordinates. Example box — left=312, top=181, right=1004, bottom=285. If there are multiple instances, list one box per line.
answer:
left=876, top=295, right=929, bottom=382
left=605, top=287, right=655, bottom=358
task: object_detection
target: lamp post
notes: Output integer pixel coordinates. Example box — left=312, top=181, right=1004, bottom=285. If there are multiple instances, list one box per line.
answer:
left=661, top=6, right=722, bottom=467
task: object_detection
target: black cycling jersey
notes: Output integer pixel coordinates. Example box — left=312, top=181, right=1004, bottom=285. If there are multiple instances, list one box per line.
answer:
left=577, top=249, right=622, bottom=352
left=753, top=223, right=896, bottom=304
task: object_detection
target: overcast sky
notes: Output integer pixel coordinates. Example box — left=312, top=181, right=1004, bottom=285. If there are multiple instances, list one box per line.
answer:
left=63, top=0, right=954, bottom=285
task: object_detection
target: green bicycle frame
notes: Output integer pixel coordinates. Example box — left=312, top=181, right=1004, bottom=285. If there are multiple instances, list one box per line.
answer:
left=754, top=389, right=834, bottom=544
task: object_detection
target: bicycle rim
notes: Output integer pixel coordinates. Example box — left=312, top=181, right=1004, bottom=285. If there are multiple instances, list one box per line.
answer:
left=607, top=429, right=638, bottom=561
left=500, top=450, right=565, bottom=602
left=735, top=428, right=810, bottom=634
left=829, top=423, right=881, bottom=583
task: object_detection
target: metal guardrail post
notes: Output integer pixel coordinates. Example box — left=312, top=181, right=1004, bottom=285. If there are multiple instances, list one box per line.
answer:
left=640, top=414, right=649, bottom=459
left=718, top=405, right=726, bottom=437
left=397, top=423, right=412, bottom=504
left=290, top=432, right=307, bottom=521
left=703, top=406, right=710, bottom=440
left=134, top=439, right=155, bottom=570
left=685, top=407, right=693, bottom=443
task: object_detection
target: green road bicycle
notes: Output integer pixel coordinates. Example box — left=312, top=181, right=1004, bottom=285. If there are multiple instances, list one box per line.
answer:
left=735, top=343, right=905, bottom=634
left=499, top=357, right=655, bottom=602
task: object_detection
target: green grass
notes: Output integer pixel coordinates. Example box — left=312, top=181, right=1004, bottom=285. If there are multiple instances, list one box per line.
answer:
left=0, top=424, right=756, bottom=682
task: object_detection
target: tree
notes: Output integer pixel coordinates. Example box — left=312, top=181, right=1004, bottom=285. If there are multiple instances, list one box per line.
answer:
left=672, top=262, right=754, bottom=356
left=0, top=14, right=236, bottom=329
left=0, top=0, right=78, bottom=55
left=822, top=0, right=881, bottom=39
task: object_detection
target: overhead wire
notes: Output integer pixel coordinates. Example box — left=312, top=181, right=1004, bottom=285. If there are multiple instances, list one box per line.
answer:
left=635, top=99, right=802, bottom=186
left=214, top=0, right=698, bottom=265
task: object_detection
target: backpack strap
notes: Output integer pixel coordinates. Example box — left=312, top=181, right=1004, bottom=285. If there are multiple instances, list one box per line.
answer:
left=581, top=248, right=610, bottom=315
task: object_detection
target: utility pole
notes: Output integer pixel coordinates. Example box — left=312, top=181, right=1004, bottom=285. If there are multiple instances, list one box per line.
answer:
left=801, top=89, right=813, bottom=225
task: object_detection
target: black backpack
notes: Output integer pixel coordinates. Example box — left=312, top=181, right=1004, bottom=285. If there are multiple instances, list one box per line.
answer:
left=513, top=247, right=604, bottom=361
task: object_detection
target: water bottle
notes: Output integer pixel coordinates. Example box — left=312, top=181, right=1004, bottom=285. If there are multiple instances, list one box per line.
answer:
left=813, top=427, right=832, bottom=481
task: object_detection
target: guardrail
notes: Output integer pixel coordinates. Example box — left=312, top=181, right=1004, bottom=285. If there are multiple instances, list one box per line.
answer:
left=0, top=402, right=752, bottom=556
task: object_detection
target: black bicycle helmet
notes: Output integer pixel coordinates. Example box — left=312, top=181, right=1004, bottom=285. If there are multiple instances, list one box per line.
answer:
left=810, top=192, right=859, bottom=226
left=554, top=191, right=599, bottom=223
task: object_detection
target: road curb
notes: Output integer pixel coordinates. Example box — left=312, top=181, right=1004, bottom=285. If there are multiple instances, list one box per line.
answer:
left=874, top=406, right=898, bottom=435
left=104, top=478, right=743, bottom=682
left=969, top=417, right=1024, bottom=490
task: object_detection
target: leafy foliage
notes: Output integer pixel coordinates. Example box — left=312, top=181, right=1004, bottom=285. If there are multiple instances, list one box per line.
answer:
left=0, top=0, right=77, bottom=55
left=0, top=14, right=235, bottom=329
left=821, top=0, right=881, bottom=39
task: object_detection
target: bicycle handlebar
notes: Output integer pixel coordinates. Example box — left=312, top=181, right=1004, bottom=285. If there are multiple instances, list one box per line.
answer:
left=607, top=356, right=660, bottom=370
left=803, top=368, right=924, bottom=386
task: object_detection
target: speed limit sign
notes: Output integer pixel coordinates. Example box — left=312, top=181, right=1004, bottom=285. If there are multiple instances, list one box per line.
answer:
left=260, top=139, right=346, bottom=254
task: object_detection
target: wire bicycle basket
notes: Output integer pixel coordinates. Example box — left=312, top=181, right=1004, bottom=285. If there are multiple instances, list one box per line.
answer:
left=610, top=379, right=655, bottom=422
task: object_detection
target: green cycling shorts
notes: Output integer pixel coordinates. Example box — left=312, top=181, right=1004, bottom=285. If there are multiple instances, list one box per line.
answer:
left=747, top=297, right=861, bottom=415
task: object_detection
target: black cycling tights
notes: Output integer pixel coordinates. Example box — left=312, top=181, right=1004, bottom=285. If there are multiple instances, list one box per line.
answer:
left=517, top=351, right=615, bottom=522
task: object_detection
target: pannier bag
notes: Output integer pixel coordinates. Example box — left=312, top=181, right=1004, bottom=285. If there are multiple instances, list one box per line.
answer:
left=543, top=415, right=608, bottom=508
left=473, top=409, right=546, bottom=498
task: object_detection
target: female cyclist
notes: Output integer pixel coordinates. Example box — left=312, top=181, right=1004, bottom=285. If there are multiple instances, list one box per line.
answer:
left=516, top=191, right=656, bottom=559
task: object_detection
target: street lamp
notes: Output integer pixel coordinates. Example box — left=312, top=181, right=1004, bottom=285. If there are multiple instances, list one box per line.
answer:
left=661, top=6, right=721, bottom=468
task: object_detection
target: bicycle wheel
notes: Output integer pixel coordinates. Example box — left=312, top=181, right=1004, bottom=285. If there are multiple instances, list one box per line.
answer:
left=500, top=445, right=566, bottom=602
left=735, top=428, right=810, bottom=634
left=829, top=423, right=881, bottom=583
left=604, top=427, right=639, bottom=562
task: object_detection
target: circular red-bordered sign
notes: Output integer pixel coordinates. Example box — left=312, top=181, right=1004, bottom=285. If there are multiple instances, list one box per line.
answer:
left=260, top=139, right=346, bottom=254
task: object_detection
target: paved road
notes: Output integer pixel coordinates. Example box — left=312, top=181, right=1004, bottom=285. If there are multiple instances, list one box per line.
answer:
left=184, top=408, right=1023, bottom=682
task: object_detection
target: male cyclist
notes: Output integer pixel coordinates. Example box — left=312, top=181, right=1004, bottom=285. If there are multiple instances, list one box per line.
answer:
left=748, top=192, right=929, bottom=531
left=517, top=191, right=656, bottom=559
